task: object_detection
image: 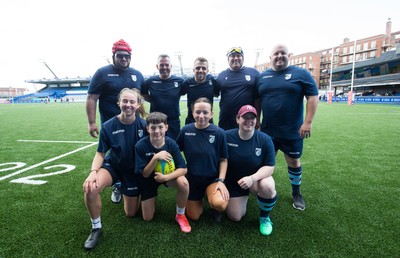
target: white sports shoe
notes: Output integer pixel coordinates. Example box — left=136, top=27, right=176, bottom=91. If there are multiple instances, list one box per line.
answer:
left=111, top=182, right=121, bottom=203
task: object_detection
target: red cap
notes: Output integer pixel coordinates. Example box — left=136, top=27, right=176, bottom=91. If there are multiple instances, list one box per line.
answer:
left=112, top=39, right=132, bottom=54
left=237, top=105, right=257, bottom=117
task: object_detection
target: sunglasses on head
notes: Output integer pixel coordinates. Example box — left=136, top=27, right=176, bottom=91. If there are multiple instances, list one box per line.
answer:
left=227, top=47, right=243, bottom=56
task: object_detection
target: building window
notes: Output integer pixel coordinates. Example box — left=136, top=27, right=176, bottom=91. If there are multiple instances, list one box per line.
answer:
left=356, top=54, right=360, bottom=61
left=371, top=41, right=376, bottom=48
left=356, top=44, right=361, bottom=51
left=363, top=42, right=368, bottom=50
left=343, top=47, right=347, bottom=54
left=370, top=51, right=376, bottom=58
left=362, top=53, right=367, bottom=60
left=371, top=66, right=380, bottom=76
left=343, top=56, right=347, bottom=63
left=350, top=46, right=354, bottom=53
left=388, top=60, right=400, bottom=73
left=380, top=64, right=389, bottom=75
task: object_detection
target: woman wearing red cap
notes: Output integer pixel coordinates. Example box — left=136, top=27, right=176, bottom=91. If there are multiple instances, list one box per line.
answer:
left=224, top=104, right=277, bottom=236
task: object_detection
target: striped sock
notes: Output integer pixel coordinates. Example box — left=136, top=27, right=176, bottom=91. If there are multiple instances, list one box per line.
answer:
left=288, top=166, right=302, bottom=194
left=257, top=194, right=277, bottom=218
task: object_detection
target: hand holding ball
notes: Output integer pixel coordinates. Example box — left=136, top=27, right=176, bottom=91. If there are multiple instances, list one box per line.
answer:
left=154, top=159, right=175, bottom=175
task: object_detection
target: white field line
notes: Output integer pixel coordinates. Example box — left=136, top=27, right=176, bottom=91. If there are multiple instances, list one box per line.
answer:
left=0, top=141, right=97, bottom=181
left=346, top=113, right=400, bottom=115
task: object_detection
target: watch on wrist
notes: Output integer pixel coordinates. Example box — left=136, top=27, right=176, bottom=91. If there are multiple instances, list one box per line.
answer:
left=217, top=178, right=225, bottom=183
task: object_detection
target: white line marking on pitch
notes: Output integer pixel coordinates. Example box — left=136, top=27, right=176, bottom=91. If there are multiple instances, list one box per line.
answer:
left=347, top=113, right=400, bottom=115
left=0, top=141, right=97, bottom=181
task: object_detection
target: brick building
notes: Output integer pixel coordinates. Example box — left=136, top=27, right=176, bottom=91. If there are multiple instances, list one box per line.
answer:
left=256, top=18, right=400, bottom=92
left=0, top=87, right=29, bottom=98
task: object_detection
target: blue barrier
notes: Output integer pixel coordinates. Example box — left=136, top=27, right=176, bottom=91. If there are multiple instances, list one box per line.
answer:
left=331, top=96, right=400, bottom=104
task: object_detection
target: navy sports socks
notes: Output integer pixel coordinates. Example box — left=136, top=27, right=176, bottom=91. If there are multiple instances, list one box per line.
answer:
left=257, top=194, right=277, bottom=218
left=288, top=166, right=302, bottom=194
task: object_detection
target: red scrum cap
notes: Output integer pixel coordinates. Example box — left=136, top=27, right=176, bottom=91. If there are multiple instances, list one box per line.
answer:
left=237, top=105, right=257, bottom=117
left=112, top=39, right=132, bottom=54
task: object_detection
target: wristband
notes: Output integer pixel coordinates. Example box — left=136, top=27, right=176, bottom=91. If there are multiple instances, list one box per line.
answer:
left=90, top=169, right=98, bottom=174
left=216, top=178, right=225, bottom=183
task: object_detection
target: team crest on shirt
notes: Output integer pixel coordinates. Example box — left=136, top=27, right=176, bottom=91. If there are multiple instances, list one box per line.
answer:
left=209, top=80, right=212, bottom=85
left=209, top=135, right=215, bottom=143
left=174, top=82, right=179, bottom=87
left=245, top=75, right=251, bottom=81
left=255, top=148, right=261, bottom=156
left=131, top=75, right=137, bottom=82
left=285, top=74, right=292, bottom=80
left=138, top=129, right=143, bottom=138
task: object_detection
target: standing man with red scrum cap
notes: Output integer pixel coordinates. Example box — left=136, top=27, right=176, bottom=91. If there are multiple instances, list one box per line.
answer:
left=86, top=39, right=146, bottom=204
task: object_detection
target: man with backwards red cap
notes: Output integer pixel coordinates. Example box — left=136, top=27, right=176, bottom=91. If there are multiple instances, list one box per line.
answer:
left=86, top=39, right=146, bottom=204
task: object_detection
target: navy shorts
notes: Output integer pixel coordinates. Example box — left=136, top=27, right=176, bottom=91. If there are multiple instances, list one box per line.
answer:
left=101, top=162, right=141, bottom=197
left=225, top=178, right=249, bottom=198
left=186, top=174, right=217, bottom=201
left=272, top=138, right=303, bottom=159
left=140, top=172, right=167, bottom=201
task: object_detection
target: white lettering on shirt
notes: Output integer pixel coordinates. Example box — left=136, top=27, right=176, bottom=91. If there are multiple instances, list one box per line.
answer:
left=112, top=129, right=125, bottom=135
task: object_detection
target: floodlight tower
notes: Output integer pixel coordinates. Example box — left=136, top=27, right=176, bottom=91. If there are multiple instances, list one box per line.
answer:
left=174, top=51, right=184, bottom=75
left=254, top=48, right=263, bottom=69
left=42, top=61, right=59, bottom=79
